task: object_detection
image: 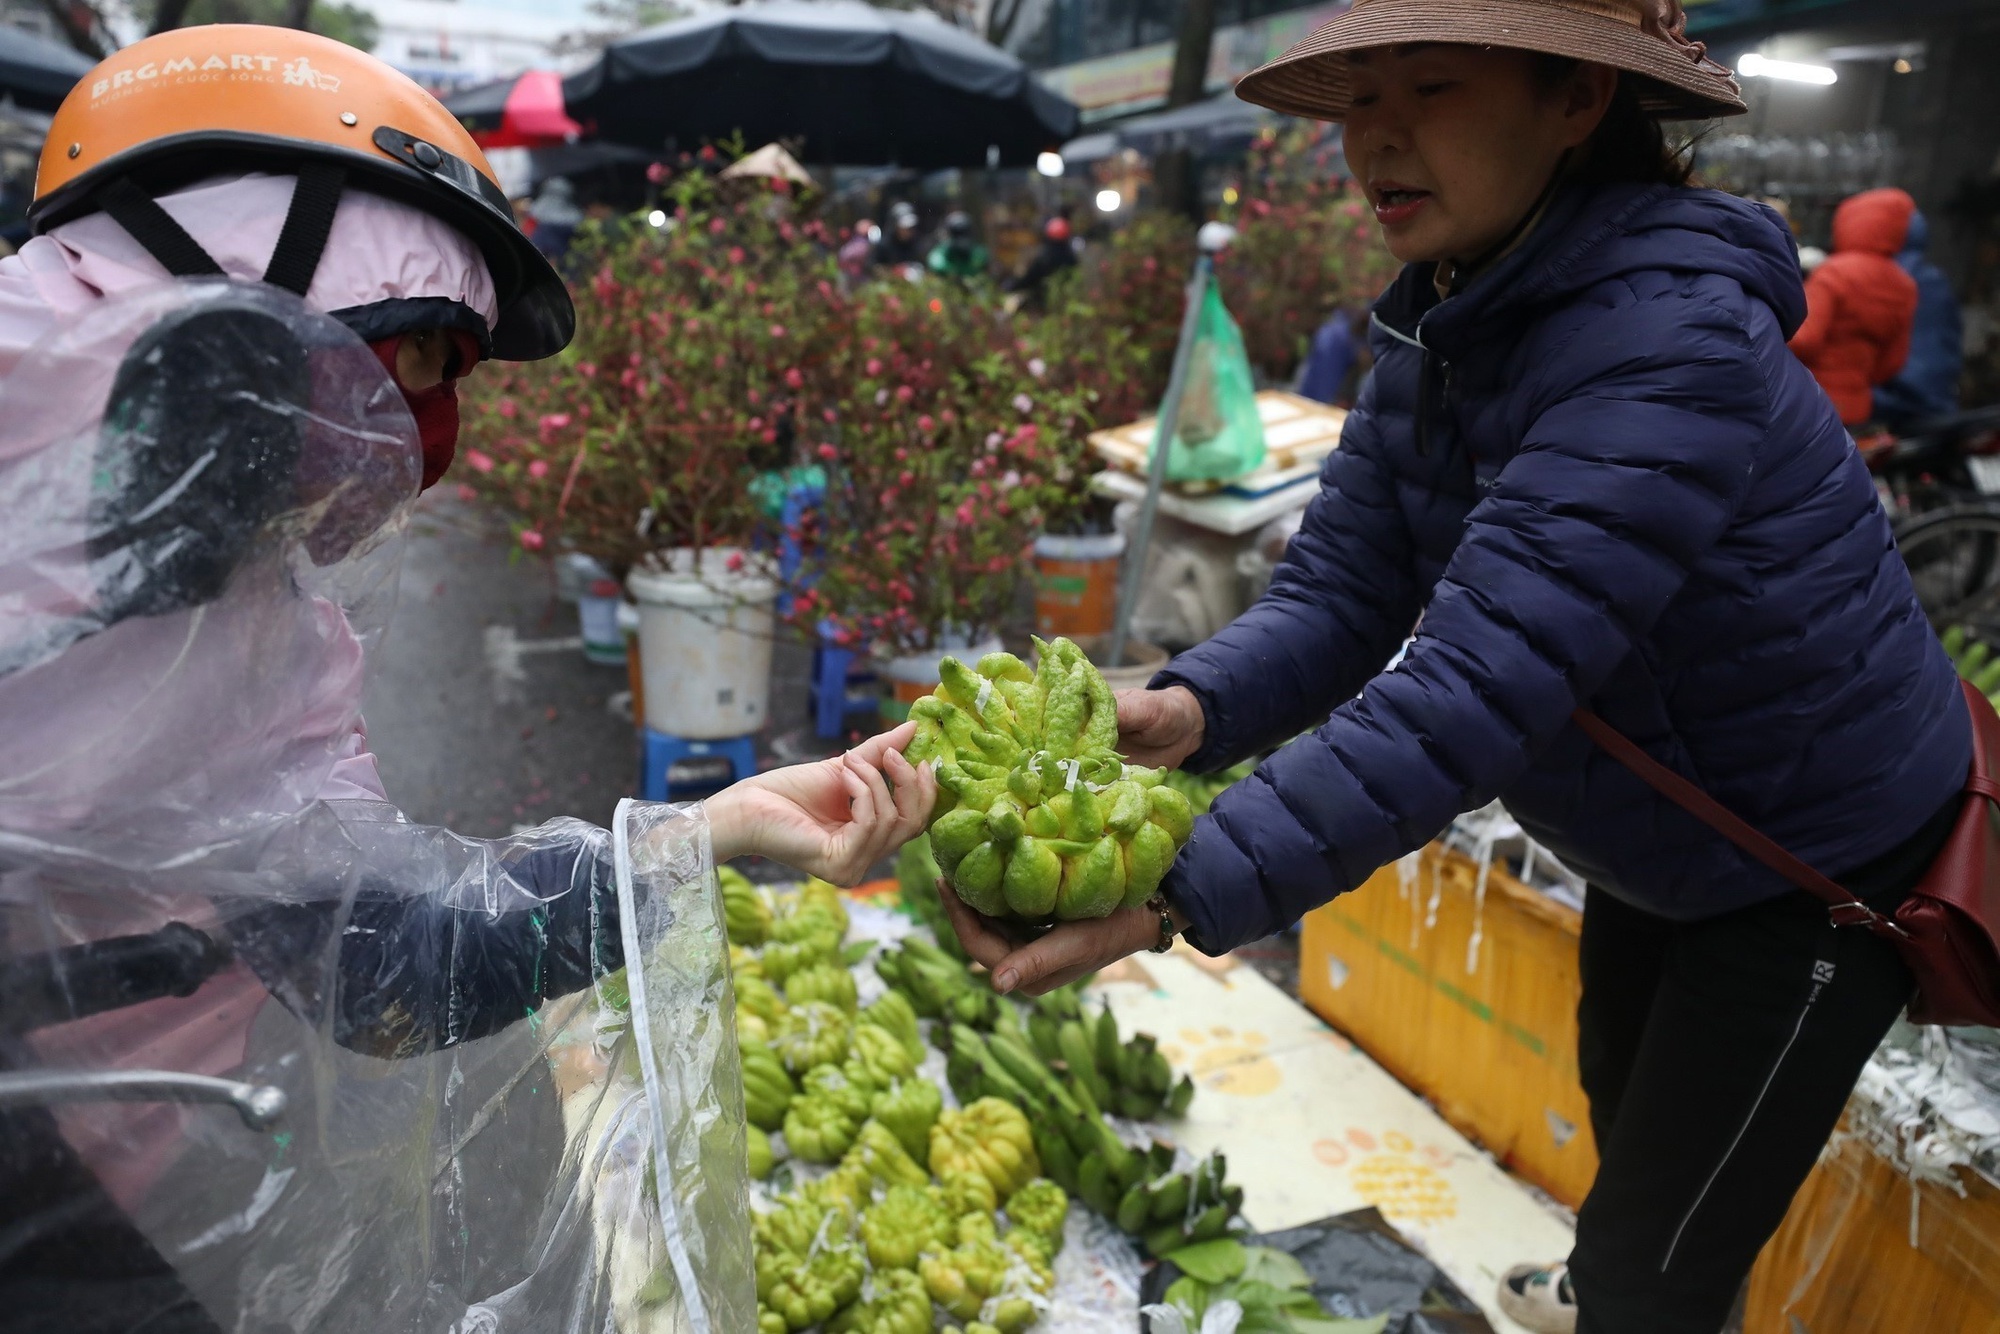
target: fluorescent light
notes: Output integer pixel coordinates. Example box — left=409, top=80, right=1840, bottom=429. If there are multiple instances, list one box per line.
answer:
left=647, top=209, right=668, bottom=228
left=1095, top=188, right=1122, bottom=213
left=1738, top=52, right=1837, bottom=85
left=1036, top=151, right=1064, bottom=178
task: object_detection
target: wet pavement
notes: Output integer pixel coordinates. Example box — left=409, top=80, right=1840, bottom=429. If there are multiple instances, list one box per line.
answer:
left=360, top=489, right=823, bottom=838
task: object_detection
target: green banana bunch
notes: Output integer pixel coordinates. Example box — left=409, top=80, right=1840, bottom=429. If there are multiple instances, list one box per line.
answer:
left=901, top=636, right=1196, bottom=925
left=741, top=1039, right=798, bottom=1132
left=761, top=934, right=837, bottom=987
left=1060, top=1002, right=1189, bottom=1122
left=722, top=867, right=773, bottom=946
left=857, top=989, right=925, bottom=1064
left=849, top=1022, right=917, bottom=1085
left=785, top=960, right=858, bottom=1013
left=873, top=936, right=988, bottom=1022
left=870, top=1076, right=942, bottom=1166
left=1134, top=1149, right=1243, bottom=1256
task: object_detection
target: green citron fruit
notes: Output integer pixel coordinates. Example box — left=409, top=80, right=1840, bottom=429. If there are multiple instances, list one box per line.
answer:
left=930, top=807, right=988, bottom=873
left=1058, top=836, right=1126, bottom=919
left=1023, top=803, right=1061, bottom=839
left=952, top=841, right=1009, bottom=917
left=1122, top=820, right=1177, bottom=908
left=1147, top=785, right=1195, bottom=844
left=986, top=795, right=1027, bottom=846
left=1003, top=838, right=1062, bottom=918
left=899, top=636, right=1196, bottom=924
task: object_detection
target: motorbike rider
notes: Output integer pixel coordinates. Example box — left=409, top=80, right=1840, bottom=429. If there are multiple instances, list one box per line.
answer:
left=926, top=209, right=989, bottom=282
left=870, top=199, right=924, bottom=272
left=1003, top=214, right=1078, bottom=310
left=0, top=27, right=932, bottom=1333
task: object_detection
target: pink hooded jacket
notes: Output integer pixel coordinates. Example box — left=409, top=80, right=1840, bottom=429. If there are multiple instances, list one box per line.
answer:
left=0, top=172, right=498, bottom=1210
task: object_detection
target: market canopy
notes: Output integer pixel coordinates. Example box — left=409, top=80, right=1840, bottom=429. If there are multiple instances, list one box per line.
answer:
left=444, top=69, right=582, bottom=148
left=562, top=0, right=1079, bottom=169
left=1063, top=93, right=1285, bottom=165
left=0, top=25, right=93, bottom=113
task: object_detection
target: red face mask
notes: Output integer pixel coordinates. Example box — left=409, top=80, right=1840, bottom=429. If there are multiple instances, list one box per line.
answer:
left=368, top=331, right=482, bottom=490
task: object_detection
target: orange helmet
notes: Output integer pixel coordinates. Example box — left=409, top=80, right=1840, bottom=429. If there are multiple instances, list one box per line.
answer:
left=32, top=26, right=572, bottom=360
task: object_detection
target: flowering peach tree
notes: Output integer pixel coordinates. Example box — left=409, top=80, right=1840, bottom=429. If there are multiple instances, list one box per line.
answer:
left=459, top=164, right=845, bottom=569
left=789, top=283, right=1095, bottom=656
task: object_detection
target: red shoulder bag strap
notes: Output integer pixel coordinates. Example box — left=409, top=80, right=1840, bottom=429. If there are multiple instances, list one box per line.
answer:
left=1570, top=710, right=1900, bottom=932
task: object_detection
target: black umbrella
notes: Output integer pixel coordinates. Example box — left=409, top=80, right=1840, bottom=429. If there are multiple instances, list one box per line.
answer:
left=563, top=0, right=1078, bottom=170
left=0, top=26, right=93, bottom=113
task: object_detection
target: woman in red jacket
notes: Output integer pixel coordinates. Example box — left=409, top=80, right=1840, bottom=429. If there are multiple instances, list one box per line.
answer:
left=1789, top=187, right=1919, bottom=425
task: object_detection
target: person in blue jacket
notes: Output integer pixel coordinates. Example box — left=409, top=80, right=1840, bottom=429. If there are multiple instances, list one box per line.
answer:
left=1873, top=207, right=1964, bottom=428
left=940, top=3, right=1972, bottom=1332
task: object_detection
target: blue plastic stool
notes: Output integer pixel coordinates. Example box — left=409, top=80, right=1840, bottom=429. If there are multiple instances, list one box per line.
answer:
left=639, top=729, right=759, bottom=800
left=810, top=620, right=881, bottom=740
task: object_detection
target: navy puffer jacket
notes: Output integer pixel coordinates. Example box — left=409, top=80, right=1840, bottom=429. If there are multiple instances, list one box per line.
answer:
left=1155, top=182, right=1970, bottom=955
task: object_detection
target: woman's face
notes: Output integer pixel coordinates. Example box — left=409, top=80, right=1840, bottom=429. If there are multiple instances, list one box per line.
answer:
left=1345, top=45, right=1615, bottom=266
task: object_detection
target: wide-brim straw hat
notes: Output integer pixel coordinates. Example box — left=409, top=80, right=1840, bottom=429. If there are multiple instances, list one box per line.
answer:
left=1236, top=0, right=1747, bottom=123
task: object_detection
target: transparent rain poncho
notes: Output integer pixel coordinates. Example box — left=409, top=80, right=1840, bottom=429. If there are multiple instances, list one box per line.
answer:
left=0, top=281, right=753, bottom=1333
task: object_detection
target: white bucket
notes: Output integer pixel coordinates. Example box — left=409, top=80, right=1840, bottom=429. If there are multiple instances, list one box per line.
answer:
left=882, top=632, right=1004, bottom=719
left=626, top=548, right=778, bottom=739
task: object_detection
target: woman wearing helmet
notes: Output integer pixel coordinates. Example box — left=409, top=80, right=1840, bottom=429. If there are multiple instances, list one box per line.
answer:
left=0, top=27, right=931, bottom=1332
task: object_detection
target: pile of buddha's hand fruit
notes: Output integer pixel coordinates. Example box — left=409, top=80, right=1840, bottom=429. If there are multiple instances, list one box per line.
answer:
left=902, top=636, right=1197, bottom=924
left=720, top=873, right=1243, bottom=1333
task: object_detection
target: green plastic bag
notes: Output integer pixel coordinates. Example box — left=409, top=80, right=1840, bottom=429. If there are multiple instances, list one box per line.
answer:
left=1152, top=280, right=1266, bottom=483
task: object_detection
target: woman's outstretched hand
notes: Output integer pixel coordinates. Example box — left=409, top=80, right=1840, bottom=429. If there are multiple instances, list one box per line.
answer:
left=706, top=722, right=935, bottom=885
left=938, top=880, right=1164, bottom=997
left=1115, top=685, right=1207, bottom=770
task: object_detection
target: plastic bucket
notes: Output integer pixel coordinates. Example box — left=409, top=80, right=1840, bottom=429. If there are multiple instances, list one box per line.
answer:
left=626, top=548, right=778, bottom=739
left=1033, top=531, right=1125, bottom=638
left=881, top=634, right=1004, bottom=720
left=578, top=578, right=626, bottom=666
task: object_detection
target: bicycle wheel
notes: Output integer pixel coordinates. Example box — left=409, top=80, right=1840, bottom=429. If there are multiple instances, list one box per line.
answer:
left=1894, top=504, right=2000, bottom=633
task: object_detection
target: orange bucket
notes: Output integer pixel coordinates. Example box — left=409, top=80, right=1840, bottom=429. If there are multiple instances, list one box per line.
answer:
left=1033, top=532, right=1125, bottom=638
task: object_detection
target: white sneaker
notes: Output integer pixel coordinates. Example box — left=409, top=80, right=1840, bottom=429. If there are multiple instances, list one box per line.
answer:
left=1497, top=1262, right=1578, bottom=1334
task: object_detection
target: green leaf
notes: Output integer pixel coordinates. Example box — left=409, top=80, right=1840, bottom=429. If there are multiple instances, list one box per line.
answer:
left=1239, top=1246, right=1314, bottom=1292
left=1164, top=1237, right=1248, bottom=1284
left=1163, top=1276, right=1209, bottom=1321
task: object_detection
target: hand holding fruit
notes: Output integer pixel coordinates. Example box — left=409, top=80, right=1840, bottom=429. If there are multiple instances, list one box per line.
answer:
left=901, top=638, right=1197, bottom=927
left=1113, top=685, right=1207, bottom=771
left=707, top=722, right=936, bottom=884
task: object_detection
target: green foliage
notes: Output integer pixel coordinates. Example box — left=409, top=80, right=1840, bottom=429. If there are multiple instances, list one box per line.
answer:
left=1215, top=125, right=1400, bottom=383
left=136, top=0, right=380, bottom=49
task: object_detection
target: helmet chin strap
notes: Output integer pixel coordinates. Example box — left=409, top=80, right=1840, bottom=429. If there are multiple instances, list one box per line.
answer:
left=91, top=162, right=347, bottom=297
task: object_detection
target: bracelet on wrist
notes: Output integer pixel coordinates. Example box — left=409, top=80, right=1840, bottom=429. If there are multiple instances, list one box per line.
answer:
left=1144, top=893, right=1179, bottom=954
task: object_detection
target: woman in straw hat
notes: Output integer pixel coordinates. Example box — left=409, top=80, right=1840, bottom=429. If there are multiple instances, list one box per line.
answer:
left=941, top=3, right=1969, bottom=1331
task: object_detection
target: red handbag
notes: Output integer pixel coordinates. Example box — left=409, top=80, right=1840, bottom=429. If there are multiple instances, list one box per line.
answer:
left=1574, top=677, right=2000, bottom=1026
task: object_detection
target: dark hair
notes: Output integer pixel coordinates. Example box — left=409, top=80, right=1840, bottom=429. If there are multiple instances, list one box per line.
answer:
left=1532, top=55, right=1694, bottom=188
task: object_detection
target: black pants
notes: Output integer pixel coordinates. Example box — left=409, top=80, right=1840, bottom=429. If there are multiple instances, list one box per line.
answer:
left=1565, top=834, right=1941, bottom=1334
